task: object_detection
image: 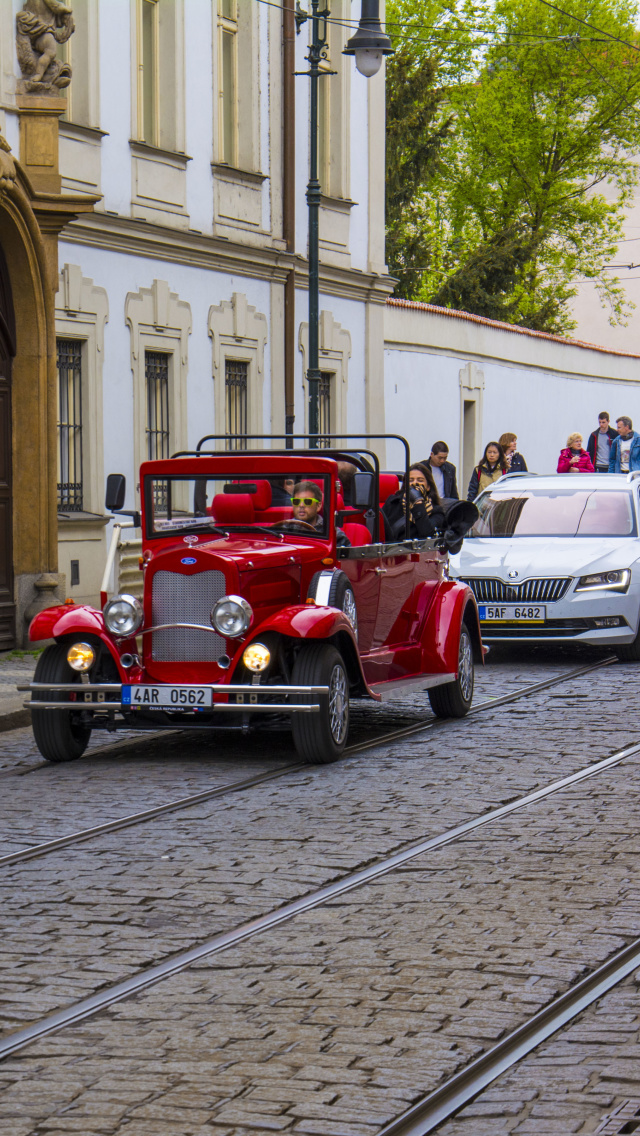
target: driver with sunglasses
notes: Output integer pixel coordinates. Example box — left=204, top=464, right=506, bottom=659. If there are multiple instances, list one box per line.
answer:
left=291, top=481, right=351, bottom=546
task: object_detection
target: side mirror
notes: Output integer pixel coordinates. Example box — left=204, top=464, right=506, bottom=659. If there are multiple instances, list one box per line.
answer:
left=106, top=473, right=126, bottom=512
left=352, top=472, right=375, bottom=510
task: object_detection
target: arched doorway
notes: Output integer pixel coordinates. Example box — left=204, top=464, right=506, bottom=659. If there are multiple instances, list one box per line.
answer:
left=0, top=243, right=16, bottom=649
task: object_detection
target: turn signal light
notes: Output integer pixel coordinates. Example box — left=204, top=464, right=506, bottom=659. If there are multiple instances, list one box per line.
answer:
left=67, top=642, right=96, bottom=672
left=242, top=642, right=271, bottom=672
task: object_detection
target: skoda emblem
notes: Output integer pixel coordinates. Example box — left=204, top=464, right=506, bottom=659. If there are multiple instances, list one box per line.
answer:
left=183, top=534, right=198, bottom=545
left=508, top=570, right=519, bottom=579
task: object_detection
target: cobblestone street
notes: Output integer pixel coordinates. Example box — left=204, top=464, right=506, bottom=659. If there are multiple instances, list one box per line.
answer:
left=1, top=645, right=638, bottom=1135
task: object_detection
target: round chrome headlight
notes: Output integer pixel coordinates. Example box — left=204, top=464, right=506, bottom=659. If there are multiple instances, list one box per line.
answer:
left=210, top=595, right=252, bottom=638
left=67, top=642, right=96, bottom=672
left=103, top=594, right=143, bottom=637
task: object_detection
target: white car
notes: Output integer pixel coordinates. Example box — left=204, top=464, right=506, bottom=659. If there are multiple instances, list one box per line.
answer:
left=450, top=472, right=640, bottom=659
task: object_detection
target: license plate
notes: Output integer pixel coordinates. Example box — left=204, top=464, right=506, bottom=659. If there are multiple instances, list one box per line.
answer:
left=477, top=605, right=546, bottom=622
left=122, top=685, right=213, bottom=708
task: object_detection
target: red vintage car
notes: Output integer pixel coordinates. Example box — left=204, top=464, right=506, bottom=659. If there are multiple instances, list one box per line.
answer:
left=22, top=436, right=482, bottom=765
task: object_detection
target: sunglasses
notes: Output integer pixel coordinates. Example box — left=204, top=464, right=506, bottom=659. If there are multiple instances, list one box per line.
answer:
left=292, top=497, right=319, bottom=506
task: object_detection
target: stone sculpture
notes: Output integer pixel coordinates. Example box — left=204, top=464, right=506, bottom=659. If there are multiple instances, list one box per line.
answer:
left=0, top=138, right=16, bottom=192
left=16, top=0, right=75, bottom=95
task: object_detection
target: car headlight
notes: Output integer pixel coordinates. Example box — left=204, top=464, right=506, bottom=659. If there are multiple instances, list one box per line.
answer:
left=242, top=642, right=271, bottom=672
left=575, top=569, right=631, bottom=592
left=67, top=642, right=96, bottom=672
left=103, top=594, right=144, bottom=636
left=210, top=595, right=252, bottom=638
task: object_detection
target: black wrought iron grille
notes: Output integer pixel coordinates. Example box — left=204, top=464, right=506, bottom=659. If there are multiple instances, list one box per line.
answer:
left=145, top=351, right=170, bottom=460
left=317, top=371, right=332, bottom=449
left=225, top=359, right=248, bottom=450
left=463, top=577, right=572, bottom=603
left=56, top=339, right=83, bottom=511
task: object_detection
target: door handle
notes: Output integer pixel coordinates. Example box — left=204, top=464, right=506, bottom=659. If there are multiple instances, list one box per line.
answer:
left=375, top=567, right=388, bottom=574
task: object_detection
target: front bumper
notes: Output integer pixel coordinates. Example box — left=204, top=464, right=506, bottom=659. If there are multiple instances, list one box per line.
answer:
left=19, top=682, right=324, bottom=715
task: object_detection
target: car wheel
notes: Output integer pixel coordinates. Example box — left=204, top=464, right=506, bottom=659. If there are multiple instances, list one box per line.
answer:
left=428, top=624, right=474, bottom=718
left=291, top=643, right=349, bottom=764
left=31, top=644, right=93, bottom=763
left=307, top=569, right=358, bottom=640
left=614, top=624, right=640, bottom=661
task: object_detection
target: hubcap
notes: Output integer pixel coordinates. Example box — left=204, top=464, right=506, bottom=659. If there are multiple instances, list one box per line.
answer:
left=458, top=629, right=474, bottom=702
left=342, top=588, right=358, bottom=639
left=328, top=663, right=349, bottom=744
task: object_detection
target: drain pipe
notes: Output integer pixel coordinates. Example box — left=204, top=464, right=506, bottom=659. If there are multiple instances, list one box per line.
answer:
left=283, top=0, right=296, bottom=446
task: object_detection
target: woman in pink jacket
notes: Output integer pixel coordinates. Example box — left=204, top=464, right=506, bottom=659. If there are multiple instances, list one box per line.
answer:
left=557, top=433, right=595, bottom=473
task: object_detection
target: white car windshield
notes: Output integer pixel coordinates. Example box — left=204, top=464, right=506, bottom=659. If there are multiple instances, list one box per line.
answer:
left=471, top=489, right=636, bottom=538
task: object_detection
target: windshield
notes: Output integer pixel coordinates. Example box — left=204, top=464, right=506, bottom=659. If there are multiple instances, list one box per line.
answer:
left=471, top=488, right=636, bottom=538
left=144, top=473, right=331, bottom=539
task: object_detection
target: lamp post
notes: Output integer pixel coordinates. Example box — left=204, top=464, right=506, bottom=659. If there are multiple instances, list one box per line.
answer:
left=297, top=0, right=393, bottom=447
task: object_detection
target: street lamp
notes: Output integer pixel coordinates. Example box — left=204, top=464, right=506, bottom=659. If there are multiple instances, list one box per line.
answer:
left=297, top=0, right=393, bottom=447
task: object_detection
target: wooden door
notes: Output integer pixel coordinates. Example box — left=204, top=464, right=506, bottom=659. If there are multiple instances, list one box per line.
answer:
left=0, top=245, right=15, bottom=649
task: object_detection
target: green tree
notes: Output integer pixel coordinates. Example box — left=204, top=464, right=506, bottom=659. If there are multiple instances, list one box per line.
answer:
left=386, top=0, right=640, bottom=332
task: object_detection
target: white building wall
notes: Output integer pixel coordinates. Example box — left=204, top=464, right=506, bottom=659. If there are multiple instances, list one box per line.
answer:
left=385, top=299, right=640, bottom=493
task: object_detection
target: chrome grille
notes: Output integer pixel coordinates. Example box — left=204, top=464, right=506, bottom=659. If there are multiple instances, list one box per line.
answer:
left=151, top=570, right=227, bottom=661
left=462, top=577, right=572, bottom=603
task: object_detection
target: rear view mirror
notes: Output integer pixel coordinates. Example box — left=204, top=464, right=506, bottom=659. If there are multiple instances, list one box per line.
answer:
left=105, top=473, right=126, bottom=512
left=352, top=472, right=375, bottom=510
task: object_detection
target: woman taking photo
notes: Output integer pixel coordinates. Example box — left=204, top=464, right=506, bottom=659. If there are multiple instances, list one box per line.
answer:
left=499, top=432, right=528, bottom=473
left=557, top=433, right=594, bottom=473
left=467, top=442, right=508, bottom=501
left=383, top=462, right=445, bottom=540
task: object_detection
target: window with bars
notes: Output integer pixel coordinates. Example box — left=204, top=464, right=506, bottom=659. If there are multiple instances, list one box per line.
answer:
left=225, top=359, right=248, bottom=450
left=57, top=339, right=83, bottom=512
left=146, top=351, right=170, bottom=459
left=317, top=371, right=333, bottom=448
left=218, top=0, right=238, bottom=165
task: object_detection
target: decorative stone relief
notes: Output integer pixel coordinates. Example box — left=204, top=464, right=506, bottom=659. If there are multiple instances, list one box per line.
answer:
left=0, top=136, right=16, bottom=192
left=16, top=0, right=74, bottom=95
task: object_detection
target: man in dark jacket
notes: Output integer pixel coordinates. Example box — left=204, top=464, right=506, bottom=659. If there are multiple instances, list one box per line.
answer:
left=423, top=441, right=459, bottom=503
left=587, top=412, right=618, bottom=472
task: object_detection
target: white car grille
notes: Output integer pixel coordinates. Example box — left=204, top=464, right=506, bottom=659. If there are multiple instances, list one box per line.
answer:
left=151, top=569, right=227, bottom=661
left=463, top=577, right=572, bottom=603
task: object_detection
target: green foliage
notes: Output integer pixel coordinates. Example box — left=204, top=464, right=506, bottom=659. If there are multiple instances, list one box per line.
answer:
left=386, top=0, right=640, bottom=332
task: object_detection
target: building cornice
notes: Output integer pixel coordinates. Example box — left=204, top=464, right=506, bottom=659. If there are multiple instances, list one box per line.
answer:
left=60, top=212, right=395, bottom=303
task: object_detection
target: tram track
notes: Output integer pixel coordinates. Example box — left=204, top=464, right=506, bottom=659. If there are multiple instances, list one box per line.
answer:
left=0, top=665, right=636, bottom=1066
left=0, top=656, right=613, bottom=869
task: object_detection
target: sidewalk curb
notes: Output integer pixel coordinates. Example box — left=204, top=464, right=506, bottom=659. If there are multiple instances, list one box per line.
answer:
left=0, top=709, right=31, bottom=733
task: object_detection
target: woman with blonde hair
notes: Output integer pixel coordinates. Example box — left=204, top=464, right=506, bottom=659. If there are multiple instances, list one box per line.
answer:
left=499, top=432, right=528, bottom=473
left=557, top=433, right=594, bottom=473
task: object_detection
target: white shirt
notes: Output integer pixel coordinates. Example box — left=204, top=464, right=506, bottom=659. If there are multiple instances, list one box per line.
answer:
left=431, top=464, right=445, bottom=498
left=620, top=437, right=632, bottom=472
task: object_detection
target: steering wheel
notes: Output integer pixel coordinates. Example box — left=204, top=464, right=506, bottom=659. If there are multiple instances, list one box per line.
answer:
left=271, top=520, right=318, bottom=533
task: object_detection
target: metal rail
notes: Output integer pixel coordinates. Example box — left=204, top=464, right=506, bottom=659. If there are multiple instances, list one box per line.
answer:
left=0, top=666, right=633, bottom=1065
left=3, top=658, right=613, bottom=870
left=377, top=935, right=640, bottom=1135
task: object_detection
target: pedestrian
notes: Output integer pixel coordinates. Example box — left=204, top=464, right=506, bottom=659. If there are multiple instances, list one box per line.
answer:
left=467, top=442, right=508, bottom=501
left=609, top=416, right=640, bottom=473
left=557, top=433, right=594, bottom=473
left=422, top=441, right=459, bottom=503
left=383, top=462, right=445, bottom=540
left=587, top=412, right=618, bottom=473
left=498, top=432, right=528, bottom=473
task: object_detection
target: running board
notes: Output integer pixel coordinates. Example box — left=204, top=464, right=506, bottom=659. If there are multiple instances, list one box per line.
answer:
left=368, top=673, right=455, bottom=702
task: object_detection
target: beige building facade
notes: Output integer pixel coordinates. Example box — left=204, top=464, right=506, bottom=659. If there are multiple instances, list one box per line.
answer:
left=0, top=0, right=392, bottom=639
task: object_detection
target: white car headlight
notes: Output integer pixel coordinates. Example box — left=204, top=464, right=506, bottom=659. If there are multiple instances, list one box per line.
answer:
left=575, top=569, right=631, bottom=592
left=210, top=595, right=252, bottom=638
left=103, top=594, right=144, bottom=636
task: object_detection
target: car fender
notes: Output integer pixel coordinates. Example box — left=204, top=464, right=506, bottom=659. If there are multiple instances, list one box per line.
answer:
left=29, top=604, right=133, bottom=676
left=248, top=604, right=368, bottom=693
left=420, top=582, right=483, bottom=673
